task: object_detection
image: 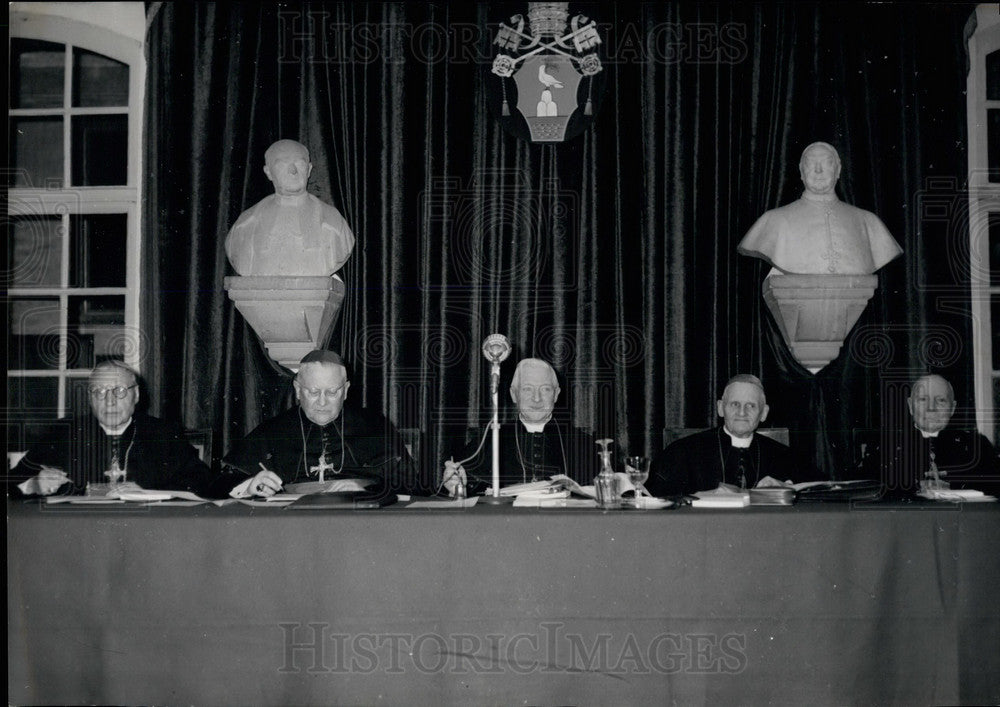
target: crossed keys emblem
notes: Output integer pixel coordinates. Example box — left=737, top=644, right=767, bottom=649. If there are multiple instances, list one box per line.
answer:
left=491, top=13, right=603, bottom=79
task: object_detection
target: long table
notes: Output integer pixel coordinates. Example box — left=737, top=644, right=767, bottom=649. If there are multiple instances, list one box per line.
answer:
left=8, top=500, right=1000, bottom=705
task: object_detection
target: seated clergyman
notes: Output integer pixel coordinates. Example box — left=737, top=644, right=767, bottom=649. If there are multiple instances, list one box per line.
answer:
left=856, top=374, right=999, bottom=496
left=9, top=360, right=226, bottom=498
left=647, top=374, right=807, bottom=497
left=223, top=350, right=434, bottom=498
left=441, top=358, right=603, bottom=497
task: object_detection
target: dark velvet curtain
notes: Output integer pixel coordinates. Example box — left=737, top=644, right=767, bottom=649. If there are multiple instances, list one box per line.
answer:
left=142, top=2, right=973, bottom=480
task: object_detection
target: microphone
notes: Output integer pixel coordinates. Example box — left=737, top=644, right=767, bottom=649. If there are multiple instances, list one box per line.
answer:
left=482, top=334, right=511, bottom=394
left=481, top=334, right=512, bottom=364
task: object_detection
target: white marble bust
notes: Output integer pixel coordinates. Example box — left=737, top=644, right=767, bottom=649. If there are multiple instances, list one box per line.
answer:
left=738, top=142, right=902, bottom=275
left=225, top=139, right=355, bottom=277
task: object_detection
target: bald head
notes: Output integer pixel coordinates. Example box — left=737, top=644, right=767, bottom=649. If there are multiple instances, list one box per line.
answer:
left=510, top=358, right=560, bottom=425
left=799, top=141, right=841, bottom=196
left=263, top=139, right=312, bottom=197
left=908, top=374, right=956, bottom=434
left=265, top=139, right=309, bottom=164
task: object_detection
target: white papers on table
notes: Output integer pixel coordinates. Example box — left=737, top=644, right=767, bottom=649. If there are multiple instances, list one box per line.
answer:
left=284, top=479, right=371, bottom=495
left=690, top=488, right=751, bottom=508
left=498, top=480, right=556, bottom=497
left=405, top=496, right=480, bottom=509
left=46, top=488, right=211, bottom=504
left=45, top=496, right=125, bottom=505
left=551, top=473, right=636, bottom=499
left=917, top=488, right=997, bottom=502
left=513, top=488, right=570, bottom=503
left=512, top=495, right=598, bottom=508
left=110, top=488, right=210, bottom=502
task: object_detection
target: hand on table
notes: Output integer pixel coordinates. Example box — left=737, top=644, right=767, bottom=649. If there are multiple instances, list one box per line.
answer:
left=25, top=467, right=71, bottom=496
left=441, top=459, right=467, bottom=498
left=248, top=469, right=283, bottom=497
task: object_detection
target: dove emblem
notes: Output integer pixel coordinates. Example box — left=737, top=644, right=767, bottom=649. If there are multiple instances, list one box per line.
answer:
left=538, top=63, right=563, bottom=89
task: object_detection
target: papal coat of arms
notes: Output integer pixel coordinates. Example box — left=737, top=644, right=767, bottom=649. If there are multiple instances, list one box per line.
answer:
left=491, top=2, right=604, bottom=143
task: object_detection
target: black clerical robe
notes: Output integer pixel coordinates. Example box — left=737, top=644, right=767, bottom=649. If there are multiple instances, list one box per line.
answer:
left=856, top=427, right=1000, bottom=496
left=450, top=419, right=602, bottom=494
left=223, top=406, right=433, bottom=496
left=9, top=413, right=224, bottom=497
left=647, top=427, right=800, bottom=497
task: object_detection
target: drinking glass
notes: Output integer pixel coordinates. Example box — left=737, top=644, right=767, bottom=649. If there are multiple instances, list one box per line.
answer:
left=625, top=455, right=650, bottom=508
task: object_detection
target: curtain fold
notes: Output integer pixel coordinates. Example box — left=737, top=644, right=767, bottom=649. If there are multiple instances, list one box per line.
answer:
left=143, top=2, right=972, bottom=479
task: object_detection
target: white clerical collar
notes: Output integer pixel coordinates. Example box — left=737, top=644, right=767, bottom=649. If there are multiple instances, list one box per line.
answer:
left=801, top=190, right=838, bottom=203
left=520, top=417, right=549, bottom=433
left=723, top=427, right=753, bottom=448
left=100, top=418, right=133, bottom=437
left=275, top=193, right=308, bottom=206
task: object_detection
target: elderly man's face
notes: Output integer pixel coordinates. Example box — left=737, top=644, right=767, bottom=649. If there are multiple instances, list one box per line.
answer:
left=88, top=366, right=139, bottom=428
left=717, top=382, right=769, bottom=439
left=511, top=365, right=560, bottom=424
left=264, top=144, right=312, bottom=196
left=799, top=145, right=840, bottom=195
left=294, top=362, right=350, bottom=427
left=908, top=376, right=956, bottom=434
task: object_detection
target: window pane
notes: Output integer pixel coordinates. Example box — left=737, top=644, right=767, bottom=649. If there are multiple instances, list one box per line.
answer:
left=67, top=377, right=98, bottom=414
left=71, top=115, right=127, bottom=186
left=990, top=212, right=1000, bottom=288
left=989, top=49, right=1000, bottom=102
left=7, top=216, right=63, bottom=288
left=993, top=294, right=1000, bottom=371
left=10, top=117, right=64, bottom=188
left=7, top=378, right=59, bottom=415
left=994, top=377, right=1000, bottom=444
left=68, top=295, right=125, bottom=369
left=72, top=47, right=129, bottom=107
left=9, top=298, right=62, bottom=370
left=11, top=38, right=65, bottom=109
left=69, top=214, right=127, bottom=287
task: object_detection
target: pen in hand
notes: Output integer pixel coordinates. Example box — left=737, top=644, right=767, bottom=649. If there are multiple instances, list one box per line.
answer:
left=254, top=461, right=282, bottom=496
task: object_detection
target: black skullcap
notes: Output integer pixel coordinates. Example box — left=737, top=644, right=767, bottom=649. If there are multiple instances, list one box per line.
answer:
left=299, top=349, right=347, bottom=368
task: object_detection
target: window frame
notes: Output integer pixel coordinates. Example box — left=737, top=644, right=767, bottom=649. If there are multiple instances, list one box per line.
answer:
left=7, top=8, right=145, bottom=418
left=967, top=5, right=1000, bottom=442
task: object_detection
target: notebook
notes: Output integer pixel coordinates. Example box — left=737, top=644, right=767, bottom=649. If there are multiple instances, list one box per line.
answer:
left=285, top=490, right=398, bottom=510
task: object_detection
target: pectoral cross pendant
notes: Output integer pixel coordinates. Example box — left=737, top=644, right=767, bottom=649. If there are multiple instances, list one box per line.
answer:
left=820, top=245, right=841, bottom=274
left=310, top=454, right=338, bottom=483
left=104, top=462, right=126, bottom=484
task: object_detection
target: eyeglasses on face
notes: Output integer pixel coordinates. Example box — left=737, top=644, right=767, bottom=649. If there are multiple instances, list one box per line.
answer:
left=88, top=384, right=137, bottom=399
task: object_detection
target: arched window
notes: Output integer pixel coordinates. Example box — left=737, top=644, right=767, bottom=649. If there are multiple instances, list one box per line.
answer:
left=7, top=4, right=145, bottom=437
left=967, top=5, right=1000, bottom=441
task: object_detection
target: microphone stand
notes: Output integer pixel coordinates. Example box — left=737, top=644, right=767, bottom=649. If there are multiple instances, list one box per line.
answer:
left=491, top=361, right=501, bottom=499
left=482, top=359, right=512, bottom=504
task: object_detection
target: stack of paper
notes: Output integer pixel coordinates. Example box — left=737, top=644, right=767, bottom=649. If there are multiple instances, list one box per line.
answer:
left=690, top=489, right=751, bottom=508
left=917, top=488, right=997, bottom=502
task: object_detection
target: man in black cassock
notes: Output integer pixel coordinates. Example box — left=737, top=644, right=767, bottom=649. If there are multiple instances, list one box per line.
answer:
left=440, top=358, right=603, bottom=496
left=856, top=374, right=999, bottom=497
left=647, top=374, right=803, bottom=497
left=9, top=360, right=225, bottom=498
left=223, top=350, right=433, bottom=498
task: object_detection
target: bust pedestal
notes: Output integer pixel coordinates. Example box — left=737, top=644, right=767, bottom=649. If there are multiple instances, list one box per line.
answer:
left=762, top=274, right=877, bottom=374
left=224, top=275, right=345, bottom=372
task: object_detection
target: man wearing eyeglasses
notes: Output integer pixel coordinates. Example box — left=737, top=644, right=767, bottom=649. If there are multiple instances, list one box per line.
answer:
left=9, top=360, right=223, bottom=497
left=222, top=349, right=434, bottom=499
